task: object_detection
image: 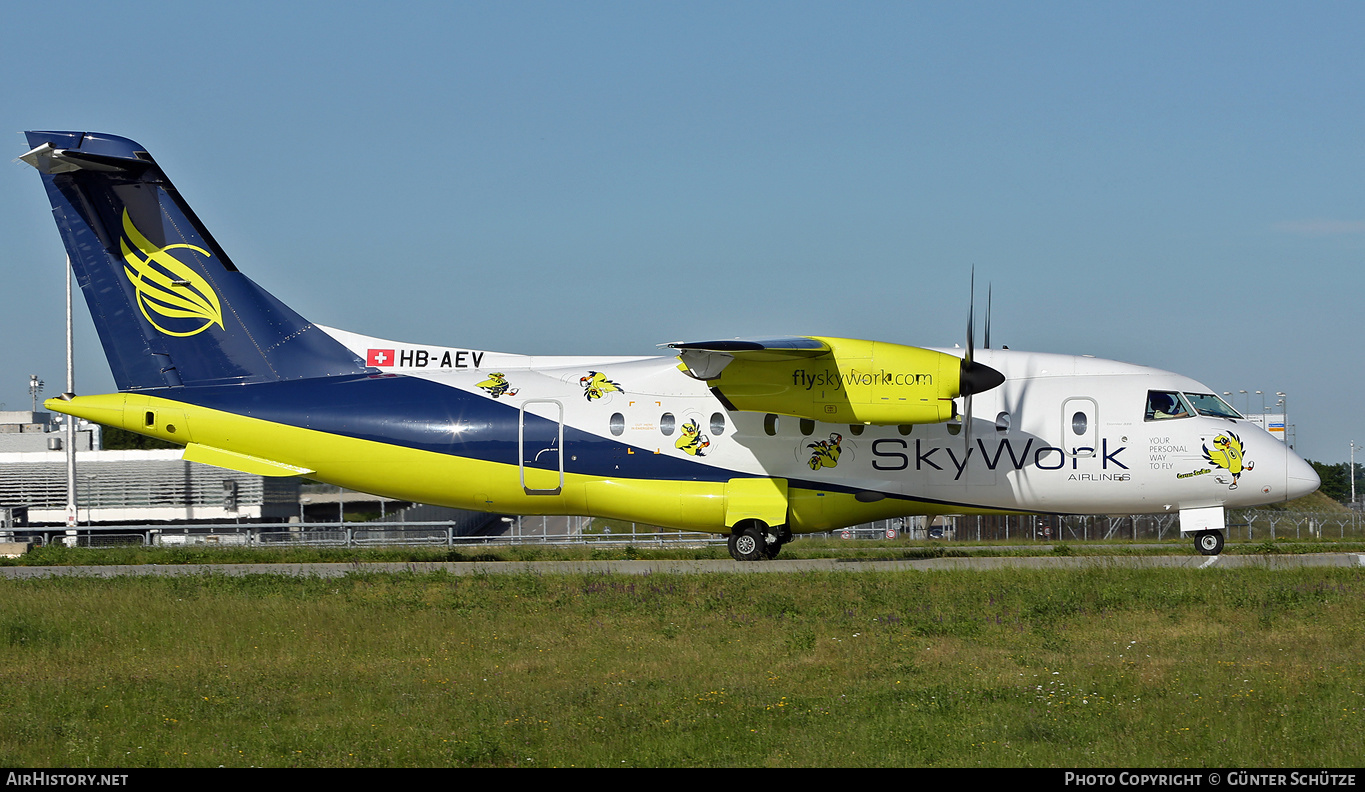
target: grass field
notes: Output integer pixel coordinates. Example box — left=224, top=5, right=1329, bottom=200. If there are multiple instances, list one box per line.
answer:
left=1, top=562, right=1362, bottom=767
left=6, top=534, right=1365, bottom=568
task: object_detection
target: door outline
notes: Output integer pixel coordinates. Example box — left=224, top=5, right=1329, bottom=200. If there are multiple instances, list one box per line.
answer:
left=1062, top=397, right=1098, bottom=458
left=519, top=399, right=564, bottom=495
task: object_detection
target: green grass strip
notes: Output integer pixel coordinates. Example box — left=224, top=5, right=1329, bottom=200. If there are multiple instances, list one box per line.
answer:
left=0, top=567, right=1361, bottom=767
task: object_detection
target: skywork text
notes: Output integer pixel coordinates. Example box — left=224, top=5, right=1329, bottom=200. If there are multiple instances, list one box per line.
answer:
left=872, top=437, right=1128, bottom=480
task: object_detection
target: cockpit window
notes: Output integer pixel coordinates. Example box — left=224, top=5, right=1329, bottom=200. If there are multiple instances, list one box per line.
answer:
left=1145, top=390, right=1193, bottom=421
left=1185, top=392, right=1242, bottom=419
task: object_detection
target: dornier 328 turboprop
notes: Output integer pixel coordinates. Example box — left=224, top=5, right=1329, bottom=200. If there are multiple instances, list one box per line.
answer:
left=20, top=131, right=1320, bottom=559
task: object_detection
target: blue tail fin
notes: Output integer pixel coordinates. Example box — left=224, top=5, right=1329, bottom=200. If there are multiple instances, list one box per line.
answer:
left=21, top=131, right=371, bottom=391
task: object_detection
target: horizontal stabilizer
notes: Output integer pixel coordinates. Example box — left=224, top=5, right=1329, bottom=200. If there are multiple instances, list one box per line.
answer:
left=182, top=443, right=314, bottom=478
left=20, top=142, right=155, bottom=175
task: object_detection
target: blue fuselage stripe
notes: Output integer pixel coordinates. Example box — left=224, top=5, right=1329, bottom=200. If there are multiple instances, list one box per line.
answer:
left=153, top=374, right=742, bottom=483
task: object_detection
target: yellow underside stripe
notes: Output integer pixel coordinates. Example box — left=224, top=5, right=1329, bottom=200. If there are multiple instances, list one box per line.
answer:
left=47, top=392, right=1012, bottom=534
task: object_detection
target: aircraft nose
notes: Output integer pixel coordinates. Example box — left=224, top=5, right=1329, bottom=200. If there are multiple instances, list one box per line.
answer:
left=1286, top=452, right=1320, bottom=501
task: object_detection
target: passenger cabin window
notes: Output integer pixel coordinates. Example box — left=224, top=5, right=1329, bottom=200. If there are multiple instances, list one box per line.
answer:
left=660, top=413, right=676, bottom=436
left=799, top=418, right=815, bottom=436
left=763, top=414, right=779, bottom=436
left=709, top=412, right=726, bottom=436
left=1145, top=391, right=1194, bottom=421
left=995, top=412, right=1011, bottom=435
left=1185, top=393, right=1242, bottom=419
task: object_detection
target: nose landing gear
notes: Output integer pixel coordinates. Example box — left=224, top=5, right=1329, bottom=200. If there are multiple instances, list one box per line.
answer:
left=1195, top=530, right=1225, bottom=556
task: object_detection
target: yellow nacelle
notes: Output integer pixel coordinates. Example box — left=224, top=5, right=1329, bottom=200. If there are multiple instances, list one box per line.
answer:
left=679, top=337, right=964, bottom=426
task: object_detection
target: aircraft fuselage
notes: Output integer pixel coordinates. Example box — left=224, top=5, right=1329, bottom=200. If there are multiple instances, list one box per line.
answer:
left=72, top=332, right=1312, bottom=536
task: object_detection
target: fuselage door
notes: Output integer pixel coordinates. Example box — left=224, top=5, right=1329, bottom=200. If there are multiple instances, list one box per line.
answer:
left=519, top=400, right=564, bottom=495
left=1062, top=397, right=1098, bottom=458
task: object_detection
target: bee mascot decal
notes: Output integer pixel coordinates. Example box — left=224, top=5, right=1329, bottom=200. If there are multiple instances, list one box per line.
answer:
left=476, top=373, right=519, bottom=399
left=580, top=371, right=623, bottom=401
left=1202, top=432, right=1253, bottom=489
left=807, top=432, right=844, bottom=470
left=675, top=419, right=710, bottom=456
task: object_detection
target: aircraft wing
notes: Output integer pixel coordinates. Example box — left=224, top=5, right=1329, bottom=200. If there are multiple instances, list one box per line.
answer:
left=665, top=336, right=1002, bottom=426
left=667, top=336, right=831, bottom=355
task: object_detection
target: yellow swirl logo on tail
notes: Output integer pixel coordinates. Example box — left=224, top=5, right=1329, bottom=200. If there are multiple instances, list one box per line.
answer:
left=119, top=209, right=223, bottom=337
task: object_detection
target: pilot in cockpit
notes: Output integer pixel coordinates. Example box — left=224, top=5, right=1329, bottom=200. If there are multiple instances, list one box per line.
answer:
left=1146, top=391, right=1189, bottom=420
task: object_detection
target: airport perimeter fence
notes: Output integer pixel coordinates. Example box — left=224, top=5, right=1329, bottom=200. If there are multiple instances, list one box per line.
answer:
left=943, top=510, right=1365, bottom=544
left=4, top=520, right=730, bottom=550
left=5, top=510, right=1363, bottom=550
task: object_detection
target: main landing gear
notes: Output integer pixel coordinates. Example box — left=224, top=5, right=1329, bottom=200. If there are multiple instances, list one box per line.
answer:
left=1195, top=530, right=1225, bottom=556
left=727, top=520, right=792, bottom=561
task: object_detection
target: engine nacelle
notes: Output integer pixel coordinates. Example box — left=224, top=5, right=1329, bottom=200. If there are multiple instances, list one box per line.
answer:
left=681, top=337, right=964, bottom=426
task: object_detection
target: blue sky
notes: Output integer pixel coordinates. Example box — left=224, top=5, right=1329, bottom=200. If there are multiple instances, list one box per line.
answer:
left=1, top=2, right=1361, bottom=463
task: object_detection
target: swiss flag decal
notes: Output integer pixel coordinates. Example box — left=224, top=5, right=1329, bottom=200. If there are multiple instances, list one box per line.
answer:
left=367, top=349, right=395, bottom=366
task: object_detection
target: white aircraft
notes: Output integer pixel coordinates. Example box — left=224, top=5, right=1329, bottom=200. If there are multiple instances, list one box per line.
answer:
left=20, top=131, right=1320, bottom=559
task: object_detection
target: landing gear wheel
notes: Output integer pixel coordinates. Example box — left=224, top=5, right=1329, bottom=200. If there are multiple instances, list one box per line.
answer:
left=727, top=524, right=768, bottom=562
left=763, top=526, right=792, bottom=559
left=1195, top=530, right=1225, bottom=556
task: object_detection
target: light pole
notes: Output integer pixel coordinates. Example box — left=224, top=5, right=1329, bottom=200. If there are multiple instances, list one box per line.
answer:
left=28, top=375, right=43, bottom=412
left=1276, top=392, right=1291, bottom=449
left=1352, top=442, right=1363, bottom=507
left=1238, top=390, right=1249, bottom=413
left=1256, top=391, right=1265, bottom=413
left=64, top=255, right=76, bottom=531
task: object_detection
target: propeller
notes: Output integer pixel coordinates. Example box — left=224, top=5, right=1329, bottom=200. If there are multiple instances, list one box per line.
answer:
left=984, top=283, right=992, bottom=350
left=959, top=269, right=1005, bottom=455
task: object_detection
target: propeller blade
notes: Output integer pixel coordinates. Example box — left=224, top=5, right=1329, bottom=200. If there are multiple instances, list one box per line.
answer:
left=959, top=268, right=1004, bottom=396
left=985, top=283, right=992, bottom=350
left=963, top=392, right=973, bottom=456
left=966, top=268, right=975, bottom=365
left=961, top=270, right=1005, bottom=456
left=963, top=268, right=976, bottom=455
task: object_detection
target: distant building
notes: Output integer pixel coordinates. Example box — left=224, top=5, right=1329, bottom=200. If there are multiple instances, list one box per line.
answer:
left=0, top=411, right=298, bottom=524
left=0, top=411, right=98, bottom=452
left=1242, top=413, right=1288, bottom=443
